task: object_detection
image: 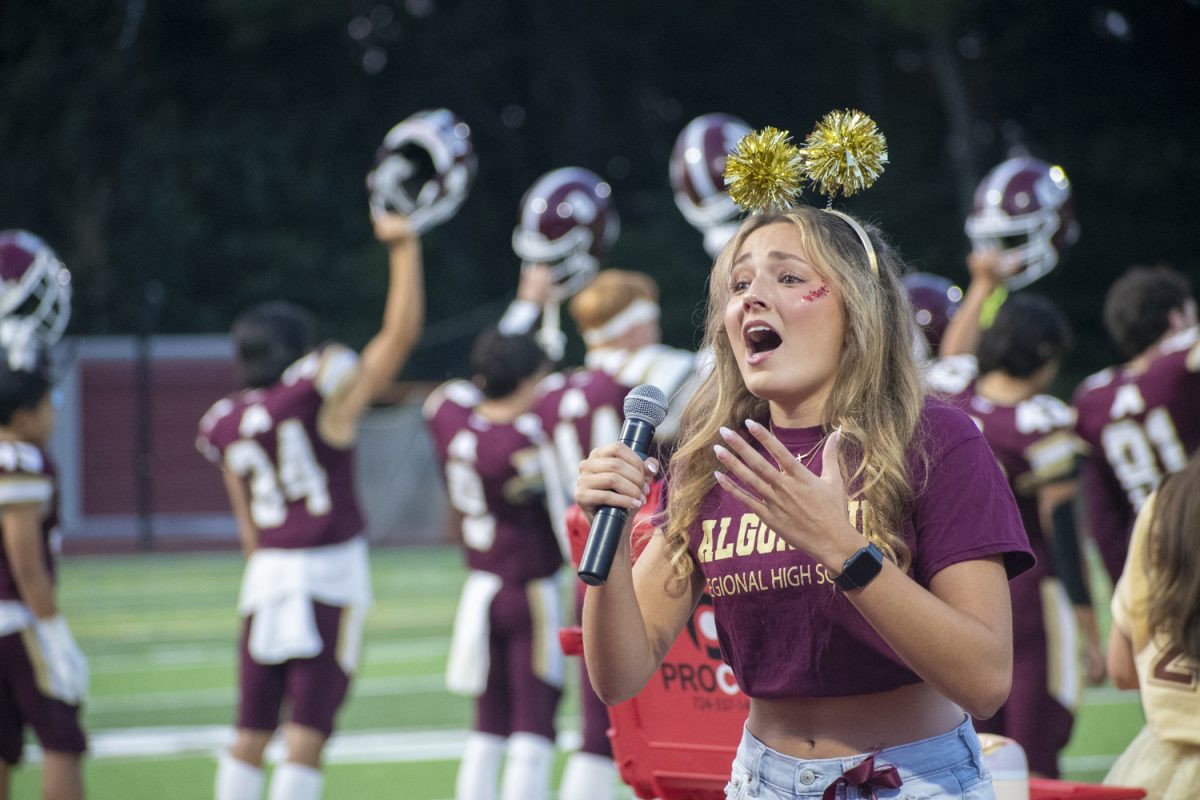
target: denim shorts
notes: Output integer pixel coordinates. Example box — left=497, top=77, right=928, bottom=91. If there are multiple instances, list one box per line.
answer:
left=724, top=715, right=994, bottom=799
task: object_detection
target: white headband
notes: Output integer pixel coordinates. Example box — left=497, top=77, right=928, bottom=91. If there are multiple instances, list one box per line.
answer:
left=581, top=299, right=660, bottom=346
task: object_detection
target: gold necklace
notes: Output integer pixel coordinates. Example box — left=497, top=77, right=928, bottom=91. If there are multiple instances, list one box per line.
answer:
left=769, top=421, right=829, bottom=469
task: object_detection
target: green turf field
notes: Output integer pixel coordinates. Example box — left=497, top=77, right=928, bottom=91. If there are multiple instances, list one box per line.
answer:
left=12, top=546, right=1143, bottom=798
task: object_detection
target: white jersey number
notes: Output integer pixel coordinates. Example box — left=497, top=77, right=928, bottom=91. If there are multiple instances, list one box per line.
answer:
left=225, top=411, right=331, bottom=530
left=445, top=430, right=496, bottom=551
left=1100, top=407, right=1187, bottom=511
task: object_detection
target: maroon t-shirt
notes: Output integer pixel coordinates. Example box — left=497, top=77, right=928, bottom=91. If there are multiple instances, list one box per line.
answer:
left=196, top=345, right=365, bottom=550
left=683, top=398, right=1033, bottom=699
left=929, top=358, right=1080, bottom=569
left=424, top=380, right=563, bottom=584
left=0, top=441, right=59, bottom=601
left=1072, top=326, right=1200, bottom=580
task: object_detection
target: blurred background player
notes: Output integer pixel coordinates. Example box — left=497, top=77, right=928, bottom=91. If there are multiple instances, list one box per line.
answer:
left=928, top=291, right=1101, bottom=777
left=535, top=269, right=698, bottom=800
left=196, top=211, right=425, bottom=800
left=1104, top=448, right=1200, bottom=797
left=423, top=328, right=564, bottom=800
left=0, top=321, right=87, bottom=800
left=1073, top=265, right=1199, bottom=584
left=669, top=112, right=752, bottom=260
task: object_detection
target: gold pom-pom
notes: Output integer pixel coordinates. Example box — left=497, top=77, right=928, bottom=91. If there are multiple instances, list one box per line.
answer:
left=801, top=109, right=888, bottom=201
left=723, top=127, right=804, bottom=213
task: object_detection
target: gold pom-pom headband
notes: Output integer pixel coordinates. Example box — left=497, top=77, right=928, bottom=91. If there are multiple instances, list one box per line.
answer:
left=723, top=109, right=888, bottom=276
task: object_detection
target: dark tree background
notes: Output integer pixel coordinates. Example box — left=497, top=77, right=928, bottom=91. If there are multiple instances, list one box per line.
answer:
left=3, top=0, right=1198, bottom=391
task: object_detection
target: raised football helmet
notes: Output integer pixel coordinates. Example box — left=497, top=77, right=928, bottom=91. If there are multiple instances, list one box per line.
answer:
left=0, top=230, right=72, bottom=346
left=903, top=272, right=963, bottom=356
left=512, top=167, right=619, bottom=298
left=965, top=157, right=1079, bottom=290
left=367, top=108, right=475, bottom=234
left=670, top=113, right=751, bottom=257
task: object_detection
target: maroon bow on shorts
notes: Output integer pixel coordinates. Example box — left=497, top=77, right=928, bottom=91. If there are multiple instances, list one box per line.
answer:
left=821, top=750, right=902, bottom=800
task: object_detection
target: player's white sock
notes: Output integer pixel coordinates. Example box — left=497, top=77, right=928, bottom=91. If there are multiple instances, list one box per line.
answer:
left=215, top=753, right=264, bottom=800
left=558, top=751, right=618, bottom=800
left=501, top=732, right=555, bottom=800
left=457, top=732, right=506, bottom=800
left=267, top=762, right=323, bottom=800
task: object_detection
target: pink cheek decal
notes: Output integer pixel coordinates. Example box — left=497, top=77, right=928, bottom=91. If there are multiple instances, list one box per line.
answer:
left=802, top=284, right=829, bottom=303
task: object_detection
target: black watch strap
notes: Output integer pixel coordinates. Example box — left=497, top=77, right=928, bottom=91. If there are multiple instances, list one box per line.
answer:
left=834, top=542, right=885, bottom=591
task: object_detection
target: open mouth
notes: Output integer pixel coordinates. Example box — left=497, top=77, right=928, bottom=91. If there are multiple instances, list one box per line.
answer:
left=744, top=324, right=782, bottom=356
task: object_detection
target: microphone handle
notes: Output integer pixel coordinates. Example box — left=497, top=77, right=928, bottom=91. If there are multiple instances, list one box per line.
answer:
left=577, top=417, right=656, bottom=586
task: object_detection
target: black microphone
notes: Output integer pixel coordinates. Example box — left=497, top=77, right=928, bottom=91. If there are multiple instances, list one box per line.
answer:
left=577, top=384, right=669, bottom=586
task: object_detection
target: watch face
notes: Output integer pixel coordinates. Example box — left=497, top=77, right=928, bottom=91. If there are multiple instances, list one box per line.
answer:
left=837, top=543, right=884, bottom=590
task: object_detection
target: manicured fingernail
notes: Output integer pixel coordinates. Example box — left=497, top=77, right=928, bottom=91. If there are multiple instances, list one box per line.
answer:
left=713, top=444, right=729, bottom=459
left=646, top=458, right=659, bottom=474
left=719, top=426, right=734, bottom=441
left=746, top=419, right=764, bottom=431
left=713, top=471, right=727, bottom=484
left=632, top=497, right=643, bottom=508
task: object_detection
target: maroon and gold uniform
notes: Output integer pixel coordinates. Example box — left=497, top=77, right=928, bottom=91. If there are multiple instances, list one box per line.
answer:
left=931, top=357, right=1082, bottom=776
left=196, top=345, right=371, bottom=737
left=425, top=380, right=564, bottom=740
left=1072, top=326, right=1200, bottom=582
left=534, top=345, right=695, bottom=759
left=0, top=440, right=87, bottom=764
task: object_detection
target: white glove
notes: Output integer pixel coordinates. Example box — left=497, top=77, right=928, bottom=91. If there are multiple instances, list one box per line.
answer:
left=32, top=615, right=89, bottom=705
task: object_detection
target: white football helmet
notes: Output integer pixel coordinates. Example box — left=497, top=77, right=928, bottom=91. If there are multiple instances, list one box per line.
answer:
left=367, top=108, right=476, bottom=234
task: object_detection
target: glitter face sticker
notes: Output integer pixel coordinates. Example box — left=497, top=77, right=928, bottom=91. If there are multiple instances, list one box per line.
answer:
left=802, top=284, right=829, bottom=303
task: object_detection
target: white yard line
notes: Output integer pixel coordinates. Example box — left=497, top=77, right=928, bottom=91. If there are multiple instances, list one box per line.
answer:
left=23, top=725, right=583, bottom=764
left=86, top=673, right=449, bottom=713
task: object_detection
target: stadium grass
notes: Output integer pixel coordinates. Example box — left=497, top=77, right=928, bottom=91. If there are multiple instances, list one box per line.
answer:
left=11, top=546, right=1142, bottom=798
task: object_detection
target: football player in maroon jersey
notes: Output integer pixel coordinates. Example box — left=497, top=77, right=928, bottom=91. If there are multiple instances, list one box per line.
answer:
left=577, top=207, right=1032, bottom=798
left=424, top=328, right=564, bottom=800
left=929, top=289, right=1103, bottom=777
left=0, top=327, right=87, bottom=800
left=197, top=212, right=424, bottom=800
left=1073, top=265, right=1198, bottom=584
left=529, top=269, right=698, bottom=800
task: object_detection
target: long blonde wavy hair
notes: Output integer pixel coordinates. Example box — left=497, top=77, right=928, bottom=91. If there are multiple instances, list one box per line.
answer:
left=661, top=207, right=927, bottom=582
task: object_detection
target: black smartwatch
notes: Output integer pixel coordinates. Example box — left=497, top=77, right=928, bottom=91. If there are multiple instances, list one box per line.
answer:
left=834, top=542, right=884, bottom=591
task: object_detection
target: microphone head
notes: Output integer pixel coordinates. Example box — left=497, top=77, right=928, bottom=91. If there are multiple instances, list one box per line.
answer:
left=623, top=384, right=669, bottom=426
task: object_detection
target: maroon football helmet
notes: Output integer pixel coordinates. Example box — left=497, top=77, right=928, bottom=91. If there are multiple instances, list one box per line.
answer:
left=367, top=108, right=476, bottom=233
left=0, top=230, right=71, bottom=346
left=903, top=272, right=962, bottom=355
left=512, top=167, right=619, bottom=297
left=965, top=157, right=1079, bottom=290
left=670, top=113, right=751, bottom=257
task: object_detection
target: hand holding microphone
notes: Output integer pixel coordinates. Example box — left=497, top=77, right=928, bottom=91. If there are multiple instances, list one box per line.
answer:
left=577, top=384, right=669, bottom=586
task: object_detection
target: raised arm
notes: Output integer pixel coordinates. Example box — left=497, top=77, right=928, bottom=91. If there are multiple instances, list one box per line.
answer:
left=322, top=213, right=424, bottom=440
left=938, top=249, right=1005, bottom=358
left=577, top=442, right=705, bottom=704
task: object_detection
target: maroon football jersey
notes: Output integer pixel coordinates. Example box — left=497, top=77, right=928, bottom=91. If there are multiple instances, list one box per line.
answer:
left=424, top=380, right=563, bottom=584
left=1072, top=326, right=1200, bottom=580
left=0, top=441, right=59, bottom=601
left=683, top=398, right=1032, bottom=698
left=534, top=345, right=696, bottom=496
left=196, top=345, right=365, bottom=550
